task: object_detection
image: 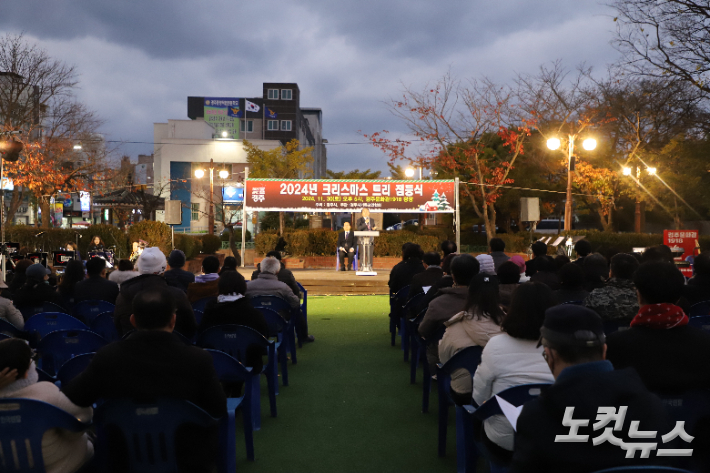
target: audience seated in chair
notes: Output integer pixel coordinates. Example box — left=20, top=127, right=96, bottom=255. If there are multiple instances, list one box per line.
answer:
left=107, top=259, right=140, bottom=288
left=388, top=243, right=425, bottom=296
left=583, top=253, right=609, bottom=292
left=572, top=239, right=592, bottom=267
left=187, top=255, right=220, bottom=303
left=251, top=250, right=301, bottom=298
left=584, top=253, right=639, bottom=321
left=684, top=252, right=710, bottom=306
left=219, top=256, right=239, bottom=275
left=0, top=277, right=23, bottom=329
left=489, top=237, right=510, bottom=273
left=408, top=252, right=444, bottom=300
left=438, top=273, right=504, bottom=405
left=0, top=338, right=93, bottom=473
left=552, top=263, right=589, bottom=306
left=73, top=256, right=119, bottom=304
left=606, top=261, right=710, bottom=394
left=56, top=260, right=86, bottom=310
left=8, top=258, right=32, bottom=296
left=13, top=263, right=64, bottom=318
left=473, top=282, right=554, bottom=456
left=476, top=253, right=496, bottom=275
left=511, top=305, right=674, bottom=473
left=200, top=270, right=269, bottom=370
left=162, top=249, right=195, bottom=292
left=62, top=286, right=226, bottom=473
left=529, top=256, right=561, bottom=291
left=525, top=241, right=548, bottom=278
left=496, top=261, right=521, bottom=310
left=113, top=247, right=196, bottom=338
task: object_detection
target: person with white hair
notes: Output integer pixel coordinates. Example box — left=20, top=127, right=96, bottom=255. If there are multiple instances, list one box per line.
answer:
left=476, top=253, right=496, bottom=275
left=113, top=247, right=196, bottom=338
left=246, top=256, right=314, bottom=342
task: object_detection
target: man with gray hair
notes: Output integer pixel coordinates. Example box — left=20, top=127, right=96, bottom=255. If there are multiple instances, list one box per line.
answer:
left=246, top=256, right=314, bottom=342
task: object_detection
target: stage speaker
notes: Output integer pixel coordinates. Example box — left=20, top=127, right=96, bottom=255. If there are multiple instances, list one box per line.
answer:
left=164, top=200, right=182, bottom=225
left=520, top=197, right=540, bottom=222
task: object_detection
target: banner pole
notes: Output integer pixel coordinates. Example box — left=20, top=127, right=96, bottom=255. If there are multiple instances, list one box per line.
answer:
left=455, top=177, right=460, bottom=253
left=241, top=166, right=249, bottom=267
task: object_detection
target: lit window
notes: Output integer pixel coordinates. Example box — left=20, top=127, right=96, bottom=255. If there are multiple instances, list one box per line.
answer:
left=191, top=203, right=200, bottom=221
left=240, top=120, right=253, bottom=132
left=267, top=89, right=279, bottom=100
left=267, top=120, right=279, bottom=131
left=281, top=120, right=292, bottom=131
left=281, top=89, right=292, bottom=100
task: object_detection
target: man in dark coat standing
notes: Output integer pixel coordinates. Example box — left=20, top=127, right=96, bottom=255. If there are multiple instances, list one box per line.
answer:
left=337, top=221, right=356, bottom=271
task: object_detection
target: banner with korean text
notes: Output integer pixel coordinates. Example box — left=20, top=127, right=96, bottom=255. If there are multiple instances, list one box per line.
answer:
left=663, top=229, right=699, bottom=277
left=204, top=97, right=240, bottom=139
left=245, top=179, right=456, bottom=213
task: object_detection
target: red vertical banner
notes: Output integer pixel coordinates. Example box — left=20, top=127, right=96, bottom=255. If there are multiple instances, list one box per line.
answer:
left=663, top=229, right=699, bottom=277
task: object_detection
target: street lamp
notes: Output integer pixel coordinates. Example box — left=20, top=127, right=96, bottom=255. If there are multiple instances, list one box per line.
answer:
left=404, top=167, right=415, bottom=178
left=219, top=170, right=229, bottom=179
left=622, top=163, right=657, bottom=233
left=194, top=158, right=216, bottom=235
left=547, top=135, right=596, bottom=231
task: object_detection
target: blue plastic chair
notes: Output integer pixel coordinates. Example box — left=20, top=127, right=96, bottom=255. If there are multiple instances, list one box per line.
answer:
left=194, top=309, right=204, bottom=326
left=72, top=299, right=115, bottom=325
left=437, top=345, right=484, bottom=459
left=43, top=301, right=68, bottom=314
left=400, top=292, right=425, bottom=361
left=297, top=281, right=308, bottom=323
left=688, top=315, right=710, bottom=331
left=24, top=312, right=89, bottom=346
left=0, top=398, right=91, bottom=473
left=94, top=398, right=232, bottom=473
left=249, top=294, right=298, bottom=363
left=0, top=332, right=9, bottom=340
left=37, top=329, right=107, bottom=376
left=205, top=349, right=255, bottom=462
left=89, top=311, right=119, bottom=341
left=592, top=467, right=694, bottom=472
left=389, top=285, right=410, bottom=346
left=257, top=306, right=290, bottom=386
left=603, top=319, right=631, bottom=335
left=18, top=305, right=45, bottom=321
left=56, top=352, right=95, bottom=387
left=689, top=300, right=710, bottom=317
left=173, top=331, right=194, bottom=345
left=335, top=245, right=359, bottom=271
left=657, top=389, right=710, bottom=435
left=463, top=383, right=551, bottom=473
left=409, top=311, right=445, bottom=414
left=192, top=296, right=216, bottom=313
left=197, top=324, right=278, bottom=429
left=0, top=318, right=24, bottom=338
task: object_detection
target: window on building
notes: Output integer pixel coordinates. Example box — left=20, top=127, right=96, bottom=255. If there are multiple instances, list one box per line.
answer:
left=281, top=89, right=292, bottom=100
left=267, top=89, right=279, bottom=100
left=191, top=203, right=200, bottom=221
left=267, top=120, right=279, bottom=131
left=281, top=120, right=292, bottom=131
left=240, top=120, right=253, bottom=132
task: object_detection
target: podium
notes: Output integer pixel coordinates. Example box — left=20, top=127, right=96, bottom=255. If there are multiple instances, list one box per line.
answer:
left=354, top=231, right=379, bottom=276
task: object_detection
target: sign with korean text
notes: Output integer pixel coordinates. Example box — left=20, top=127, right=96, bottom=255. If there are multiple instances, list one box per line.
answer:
left=663, top=229, right=699, bottom=277
left=204, top=97, right=240, bottom=140
left=245, top=179, right=455, bottom=213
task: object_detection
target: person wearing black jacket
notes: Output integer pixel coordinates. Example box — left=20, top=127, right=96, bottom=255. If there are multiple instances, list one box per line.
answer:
left=388, top=242, right=425, bottom=296
left=199, top=271, right=269, bottom=370
left=163, top=249, right=195, bottom=293
left=73, top=257, right=119, bottom=304
left=63, top=287, right=226, bottom=473
left=684, top=252, right=710, bottom=306
left=525, top=241, right=548, bottom=278
left=512, top=305, right=674, bottom=473
left=337, top=221, right=356, bottom=271
left=13, top=263, right=64, bottom=318
left=408, top=252, right=443, bottom=300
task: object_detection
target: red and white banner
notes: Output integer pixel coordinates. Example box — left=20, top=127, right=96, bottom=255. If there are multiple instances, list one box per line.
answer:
left=245, top=179, right=456, bottom=213
left=664, top=229, right=699, bottom=277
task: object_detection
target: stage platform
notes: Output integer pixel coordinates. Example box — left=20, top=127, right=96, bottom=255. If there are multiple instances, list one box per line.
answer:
left=238, top=267, right=390, bottom=296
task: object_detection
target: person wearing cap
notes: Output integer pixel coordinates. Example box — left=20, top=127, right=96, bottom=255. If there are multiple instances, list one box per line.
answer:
left=0, top=277, right=23, bottom=329
left=438, top=273, right=504, bottom=404
left=13, top=263, right=63, bottom=318
left=509, top=255, right=530, bottom=283
left=73, top=256, right=119, bottom=304
left=511, top=304, right=673, bottom=473
left=113, top=247, right=196, bottom=338
left=163, top=249, right=195, bottom=293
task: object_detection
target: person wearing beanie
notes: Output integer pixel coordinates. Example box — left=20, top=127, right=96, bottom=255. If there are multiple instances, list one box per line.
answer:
left=164, top=249, right=195, bottom=293
left=113, top=248, right=196, bottom=338
left=13, top=263, right=63, bottom=318
left=511, top=304, right=673, bottom=473
left=509, top=255, right=530, bottom=283
left=476, top=253, right=496, bottom=275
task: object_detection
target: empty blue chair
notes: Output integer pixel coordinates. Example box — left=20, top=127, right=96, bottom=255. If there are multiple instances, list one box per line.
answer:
left=0, top=398, right=91, bottom=473
left=24, top=312, right=89, bottom=346
left=688, top=315, right=710, bottom=331
left=197, top=324, right=278, bottom=428
left=192, top=296, right=216, bottom=313
left=437, top=345, right=484, bottom=459
left=94, top=398, right=232, bottom=473
left=249, top=294, right=298, bottom=362
left=56, top=353, right=94, bottom=387
left=389, top=285, right=410, bottom=346
left=37, top=329, right=107, bottom=376
left=400, top=292, right=425, bottom=361
left=257, top=306, right=290, bottom=386
left=43, top=301, right=68, bottom=314
left=89, top=311, right=119, bottom=341
left=689, top=300, right=710, bottom=317
left=72, top=299, right=115, bottom=325
left=205, top=349, right=255, bottom=462
left=0, top=318, right=24, bottom=338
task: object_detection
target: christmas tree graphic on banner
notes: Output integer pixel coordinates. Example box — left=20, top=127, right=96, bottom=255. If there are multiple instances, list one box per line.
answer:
left=438, top=192, right=450, bottom=210
left=419, top=189, right=450, bottom=211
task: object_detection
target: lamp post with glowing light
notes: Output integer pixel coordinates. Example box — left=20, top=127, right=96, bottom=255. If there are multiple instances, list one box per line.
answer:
left=547, top=135, right=597, bottom=231
left=622, top=164, right=656, bottom=233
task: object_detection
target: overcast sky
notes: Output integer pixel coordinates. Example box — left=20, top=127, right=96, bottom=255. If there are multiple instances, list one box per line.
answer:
left=0, top=0, right=620, bottom=173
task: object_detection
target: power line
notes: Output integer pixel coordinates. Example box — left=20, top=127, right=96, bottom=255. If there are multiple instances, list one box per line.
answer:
left=464, top=181, right=612, bottom=198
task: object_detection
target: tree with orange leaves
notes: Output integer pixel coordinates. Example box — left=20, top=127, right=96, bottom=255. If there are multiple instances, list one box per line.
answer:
left=365, top=74, right=532, bottom=242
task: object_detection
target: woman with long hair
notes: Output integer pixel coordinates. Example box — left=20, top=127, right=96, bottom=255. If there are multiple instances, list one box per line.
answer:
left=65, top=242, right=82, bottom=262
left=57, top=260, right=86, bottom=311
left=438, top=273, right=505, bottom=404
left=88, top=236, right=105, bottom=252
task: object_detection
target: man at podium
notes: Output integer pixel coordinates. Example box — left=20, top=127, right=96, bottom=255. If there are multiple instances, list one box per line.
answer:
left=356, top=208, right=377, bottom=273
left=357, top=208, right=376, bottom=233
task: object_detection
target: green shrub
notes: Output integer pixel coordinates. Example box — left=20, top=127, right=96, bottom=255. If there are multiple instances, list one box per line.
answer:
left=374, top=231, right=439, bottom=257
left=174, top=233, right=201, bottom=259
left=255, top=231, right=280, bottom=255
left=201, top=234, right=222, bottom=254
left=220, top=229, right=251, bottom=242
left=7, top=227, right=75, bottom=254
left=308, top=229, right=338, bottom=256
left=128, top=220, right=172, bottom=256
left=284, top=231, right=309, bottom=256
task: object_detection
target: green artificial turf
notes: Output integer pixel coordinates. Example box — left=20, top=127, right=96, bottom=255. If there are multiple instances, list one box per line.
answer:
left=237, top=294, right=459, bottom=473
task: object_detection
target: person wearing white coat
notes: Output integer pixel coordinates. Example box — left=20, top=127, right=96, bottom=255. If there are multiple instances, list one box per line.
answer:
left=472, top=282, right=556, bottom=455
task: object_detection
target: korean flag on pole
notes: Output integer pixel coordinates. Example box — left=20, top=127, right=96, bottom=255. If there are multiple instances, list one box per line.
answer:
left=245, top=100, right=260, bottom=113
